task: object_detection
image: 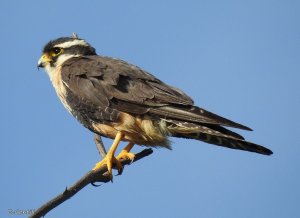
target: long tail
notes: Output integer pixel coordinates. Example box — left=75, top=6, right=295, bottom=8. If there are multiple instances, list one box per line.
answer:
left=165, top=119, right=273, bottom=155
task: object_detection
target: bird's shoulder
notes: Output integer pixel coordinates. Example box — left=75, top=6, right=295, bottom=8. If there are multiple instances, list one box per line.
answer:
left=60, top=55, right=194, bottom=106
left=61, top=55, right=158, bottom=83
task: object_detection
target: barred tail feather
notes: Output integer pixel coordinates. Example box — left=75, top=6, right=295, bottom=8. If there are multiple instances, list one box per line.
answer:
left=174, top=132, right=273, bottom=155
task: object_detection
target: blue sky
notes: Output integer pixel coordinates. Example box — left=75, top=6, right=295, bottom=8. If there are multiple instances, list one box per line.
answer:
left=1, top=0, right=299, bottom=217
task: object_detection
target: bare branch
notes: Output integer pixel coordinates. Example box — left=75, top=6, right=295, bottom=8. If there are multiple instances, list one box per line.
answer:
left=29, top=148, right=153, bottom=218
left=94, top=134, right=107, bottom=158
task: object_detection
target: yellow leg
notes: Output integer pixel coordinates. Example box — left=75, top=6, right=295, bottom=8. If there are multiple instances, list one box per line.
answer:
left=93, top=132, right=123, bottom=180
left=116, top=142, right=135, bottom=162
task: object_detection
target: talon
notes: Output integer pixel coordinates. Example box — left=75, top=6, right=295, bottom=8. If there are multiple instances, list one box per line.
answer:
left=92, top=134, right=135, bottom=181
left=93, top=155, right=123, bottom=181
left=91, top=182, right=102, bottom=187
left=92, top=132, right=124, bottom=181
left=114, top=157, right=124, bottom=175
left=116, top=150, right=135, bottom=164
left=116, top=142, right=135, bottom=164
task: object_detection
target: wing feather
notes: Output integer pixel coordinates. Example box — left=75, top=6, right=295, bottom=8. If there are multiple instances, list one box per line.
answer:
left=61, top=56, right=251, bottom=130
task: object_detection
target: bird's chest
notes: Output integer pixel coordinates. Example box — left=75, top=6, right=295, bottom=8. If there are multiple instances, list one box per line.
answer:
left=50, top=67, right=73, bottom=115
left=49, top=68, right=95, bottom=129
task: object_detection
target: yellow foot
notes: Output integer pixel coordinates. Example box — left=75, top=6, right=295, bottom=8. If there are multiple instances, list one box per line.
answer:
left=93, top=154, right=123, bottom=181
left=116, top=150, right=135, bottom=163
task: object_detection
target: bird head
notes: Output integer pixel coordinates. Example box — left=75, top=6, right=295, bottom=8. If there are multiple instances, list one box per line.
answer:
left=37, top=34, right=96, bottom=76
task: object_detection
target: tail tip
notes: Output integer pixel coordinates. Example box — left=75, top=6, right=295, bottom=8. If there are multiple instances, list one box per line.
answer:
left=262, top=148, right=273, bottom=155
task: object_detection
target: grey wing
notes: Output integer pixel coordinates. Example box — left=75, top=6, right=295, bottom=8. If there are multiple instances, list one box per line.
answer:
left=60, top=56, right=121, bottom=123
left=61, top=55, right=251, bottom=130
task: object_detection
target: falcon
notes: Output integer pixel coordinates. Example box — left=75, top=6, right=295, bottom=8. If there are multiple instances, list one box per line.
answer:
left=38, top=34, right=272, bottom=180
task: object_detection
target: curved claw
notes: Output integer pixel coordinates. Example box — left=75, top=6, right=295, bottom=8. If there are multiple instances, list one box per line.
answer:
left=116, top=150, right=135, bottom=164
left=91, top=182, right=102, bottom=187
left=116, top=142, right=135, bottom=165
left=93, top=155, right=124, bottom=182
left=92, top=132, right=124, bottom=182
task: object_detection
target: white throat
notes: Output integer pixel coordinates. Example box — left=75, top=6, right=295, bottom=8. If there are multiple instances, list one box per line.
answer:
left=45, top=54, right=79, bottom=81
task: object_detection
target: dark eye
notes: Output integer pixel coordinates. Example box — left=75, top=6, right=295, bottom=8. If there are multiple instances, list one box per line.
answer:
left=53, top=47, right=62, bottom=54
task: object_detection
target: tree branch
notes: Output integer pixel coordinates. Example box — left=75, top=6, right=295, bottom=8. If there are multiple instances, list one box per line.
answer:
left=94, top=134, right=107, bottom=158
left=29, top=148, right=153, bottom=218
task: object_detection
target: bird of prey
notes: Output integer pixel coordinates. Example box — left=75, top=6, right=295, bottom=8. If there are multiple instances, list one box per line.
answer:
left=38, top=34, right=272, bottom=180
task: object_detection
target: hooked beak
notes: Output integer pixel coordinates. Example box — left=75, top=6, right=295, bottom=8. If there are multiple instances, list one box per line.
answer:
left=37, top=54, right=52, bottom=70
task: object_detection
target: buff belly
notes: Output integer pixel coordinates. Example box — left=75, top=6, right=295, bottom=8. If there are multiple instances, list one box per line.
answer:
left=91, top=113, right=171, bottom=148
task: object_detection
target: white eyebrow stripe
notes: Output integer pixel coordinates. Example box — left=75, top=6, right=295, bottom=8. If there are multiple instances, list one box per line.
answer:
left=56, top=53, right=79, bottom=66
left=55, top=39, right=89, bottom=48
